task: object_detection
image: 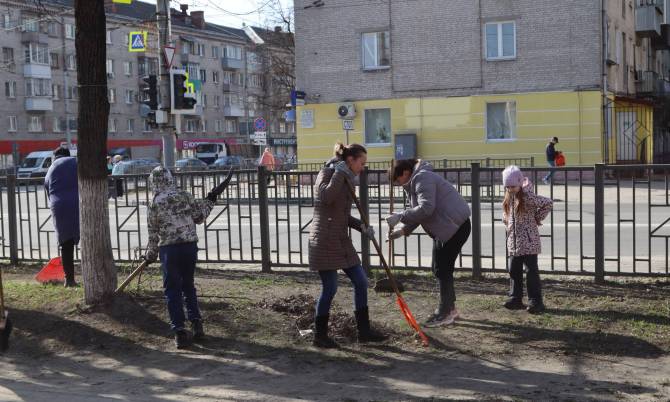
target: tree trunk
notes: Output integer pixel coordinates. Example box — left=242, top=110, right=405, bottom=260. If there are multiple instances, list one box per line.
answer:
left=75, top=0, right=116, bottom=304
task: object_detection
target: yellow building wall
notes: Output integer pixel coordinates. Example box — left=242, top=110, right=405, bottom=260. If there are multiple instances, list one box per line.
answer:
left=603, top=96, right=654, bottom=164
left=297, top=90, right=603, bottom=166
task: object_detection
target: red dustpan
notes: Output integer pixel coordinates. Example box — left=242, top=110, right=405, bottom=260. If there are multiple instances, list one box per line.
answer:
left=35, top=257, right=65, bottom=284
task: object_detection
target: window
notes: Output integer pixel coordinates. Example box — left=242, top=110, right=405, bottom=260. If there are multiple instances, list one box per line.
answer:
left=186, top=119, right=198, bottom=132
left=22, top=16, right=38, bottom=32
left=181, top=40, right=191, bottom=55
left=28, top=115, right=43, bottom=132
left=197, top=44, right=206, bottom=56
left=138, top=57, right=158, bottom=76
left=143, top=119, right=152, bottom=132
left=248, top=74, right=263, bottom=88
left=45, top=21, right=57, bottom=36
left=212, top=71, right=219, bottom=83
left=8, top=116, right=17, bottom=132
left=2, top=15, right=11, bottom=29
left=68, top=116, right=77, bottom=131
left=485, top=22, right=516, bottom=60
left=622, top=0, right=626, bottom=18
left=108, top=88, right=116, bottom=103
left=361, top=31, right=390, bottom=69
left=108, top=118, right=116, bottom=133
left=187, top=63, right=200, bottom=80
left=215, top=119, right=222, bottom=132
left=5, top=81, right=16, bottom=98
left=123, top=61, right=132, bottom=76
left=212, top=45, right=220, bottom=58
left=202, top=94, right=207, bottom=108
left=49, top=52, right=59, bottom=68
left=127, top=119, right=134, bottom=132
left=2, top=47, right=14, bottom=64
left=223, top=71, right=232, bottom=84
left=125, top=89, right=134, bottom=104
left=65, top=23, right=75, bottom=39
left=200, top=69, right=207, bottom=82
left=66, top=85, right=78, bottom=100
left=364, top=108, right=391, bottom=144
left=106, top=29, right=113, bottom=44
left=24, top=43, right=49, bottom=64
left=279, top=121, right=286, bottom=134
left=225, top=119, right=236, bottom=133
left=66, top=54, right=76, bottom=70
left=486, top=102, right=516, bottom=141
left=25, top=78, right=52, bottom=97
left=53, top=117, right=61, bottom=132
left=202, top=119, right=207, bottom=133
left=224, top=45, right=242, bottom=60
left=106, top=59, right=114, bottom=77
left=52, top=84, right=61, bottom=100
left=214, top=95, right=220, bottom=108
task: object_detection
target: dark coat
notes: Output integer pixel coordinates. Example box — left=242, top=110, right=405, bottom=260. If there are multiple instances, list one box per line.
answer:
left=545, top=142, right=556, bottom=162
left=44, top=156, right=79, bottom=245
left=308, top=166, right=362, bottom=271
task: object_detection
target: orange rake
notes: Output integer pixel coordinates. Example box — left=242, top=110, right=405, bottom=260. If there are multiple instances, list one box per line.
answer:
left=345, top=178, right=429, bottom=346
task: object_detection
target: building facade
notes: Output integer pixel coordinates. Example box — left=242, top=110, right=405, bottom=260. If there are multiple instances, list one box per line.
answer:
left=294, top=0, right=670, bottom=165
left=0, top=0, right=296, bottom=161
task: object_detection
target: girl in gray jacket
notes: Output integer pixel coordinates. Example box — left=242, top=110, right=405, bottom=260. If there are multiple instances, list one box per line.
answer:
left=386, top=159, right=471, bottom=327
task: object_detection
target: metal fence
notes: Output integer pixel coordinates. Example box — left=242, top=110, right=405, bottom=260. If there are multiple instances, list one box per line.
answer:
left=2, top=161, right=670, bottom=281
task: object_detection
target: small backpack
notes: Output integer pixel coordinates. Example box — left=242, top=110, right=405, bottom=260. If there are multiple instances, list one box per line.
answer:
left=554, top=151, right=566, bottom=167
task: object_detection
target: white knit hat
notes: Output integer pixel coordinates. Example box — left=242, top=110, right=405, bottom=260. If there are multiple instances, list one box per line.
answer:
left=502, top=165, right=524, bottom=187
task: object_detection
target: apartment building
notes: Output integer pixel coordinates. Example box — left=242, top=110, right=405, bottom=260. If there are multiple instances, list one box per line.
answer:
left=294, top=0, right=670, bottom=164
left=0, top=0, right=296, bottom=160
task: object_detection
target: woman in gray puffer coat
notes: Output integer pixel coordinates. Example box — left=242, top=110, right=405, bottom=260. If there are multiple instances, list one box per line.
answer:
left=502, top=165, right=553, bottom=314
left=308, top=142, right=386, bottom=348
left=386, top=159, right=471, bottom=327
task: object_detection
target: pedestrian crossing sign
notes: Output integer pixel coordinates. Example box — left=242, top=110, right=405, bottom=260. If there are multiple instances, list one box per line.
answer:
left=128, top=31, right=147, bottom=52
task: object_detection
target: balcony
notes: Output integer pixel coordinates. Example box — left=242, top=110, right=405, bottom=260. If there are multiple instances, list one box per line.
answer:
left=221, top=56, right=243, bottom=70
left=223, top=104, right=244, bottom=117
left=180, top=53, right=191, bottom=63
left=21, top=30, right=46, bottom=43
left=636, top=4, right=663, bottom=42
left=222, top=82, right=242, bottom=93
left=635, top=70, right=668, bottom=98
left=23, top=63, right=51, bottom=79
left=25, top=97, right=53, bottom=111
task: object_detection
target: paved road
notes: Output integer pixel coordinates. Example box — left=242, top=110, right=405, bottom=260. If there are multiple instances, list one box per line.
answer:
left=3, top=181, right=670, bottom=275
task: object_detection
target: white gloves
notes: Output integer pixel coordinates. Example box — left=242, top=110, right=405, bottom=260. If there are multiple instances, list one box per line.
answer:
left=361, top=223, right=375, bottom=238
left=385, top=212, right=402, bottom=228
left=387, top=228, right=405, bottom=241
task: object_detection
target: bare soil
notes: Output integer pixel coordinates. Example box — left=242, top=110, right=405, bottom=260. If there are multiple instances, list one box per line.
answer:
left=0, top=262, right=669, bottom=401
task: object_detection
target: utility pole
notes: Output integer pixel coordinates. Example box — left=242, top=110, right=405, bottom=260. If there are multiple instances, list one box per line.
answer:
left=62, top=15, right=72, bottom=149
left=156, top=0, right=175, bottom=167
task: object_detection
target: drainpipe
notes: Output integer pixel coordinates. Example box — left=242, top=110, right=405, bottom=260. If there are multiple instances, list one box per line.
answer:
left=602, top=0, right=609, bottom=163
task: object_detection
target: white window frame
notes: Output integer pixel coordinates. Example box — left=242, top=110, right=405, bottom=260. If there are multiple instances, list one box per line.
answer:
left=68, top=116, right=77, bottom=132
left=65, top=23, right=75, bottom=39
left=53, top=117, right=61, bottom=133
left=212, top=45, right=220, bottom=59
left=8, top=116, right=17, bottom=132
left=66, top=54, right=76, bottom=70
left=484, top=21, right=517, bottom=61
left=212, top=71, right=219, bottom=83
left=484, top=101, right=517, bottom=142
left=215, top=119, right=222, bottom=132
left=52, top=84, right=60, bottom=100
left=109, top=118, right=116, bottom=133
left=6, top=81, right=17, bottom=98
left=225, top=119, right=236, bottom=133
left=123, top=61, right=132, bottom=76
left=106, top=29, right=113, bottom=44
left=143, top=119, right=152, bottom=132
left=361, top=31, right=390, bottom=70
left=28, top=115, right=43, bottom=132
left=108, top=88, right=116, bottom=103
left=125, top=89, right=134, bottom=104
left=106, top=59, right=114, bottom=77
left=127, top=119, right=134, bottom=133
left=363, top=108, right=392, bottom=146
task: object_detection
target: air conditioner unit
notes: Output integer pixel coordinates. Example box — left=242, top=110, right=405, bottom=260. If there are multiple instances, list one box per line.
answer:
left=337, top=102, right=355, bottom=119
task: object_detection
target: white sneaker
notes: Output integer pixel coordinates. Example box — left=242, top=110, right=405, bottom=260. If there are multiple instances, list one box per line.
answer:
left=424, top=309, right=460, bottom=328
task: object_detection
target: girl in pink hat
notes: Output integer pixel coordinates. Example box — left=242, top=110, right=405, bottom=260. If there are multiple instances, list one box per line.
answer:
left=501, top=166, right=553, bottom=314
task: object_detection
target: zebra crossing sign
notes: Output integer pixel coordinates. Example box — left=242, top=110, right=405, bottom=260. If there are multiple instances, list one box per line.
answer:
left=128, top=31, right=147, bottom=52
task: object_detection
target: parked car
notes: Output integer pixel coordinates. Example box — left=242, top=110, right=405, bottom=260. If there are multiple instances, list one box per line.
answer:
left=212, top=155, right=245, bottom=169
left=175, top=158, right=209, bottom=172
left=111, top=159, right=161, bottom=176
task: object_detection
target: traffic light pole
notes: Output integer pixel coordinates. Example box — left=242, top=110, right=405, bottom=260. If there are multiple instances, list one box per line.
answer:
left=156, top=0, right=175, bottom=167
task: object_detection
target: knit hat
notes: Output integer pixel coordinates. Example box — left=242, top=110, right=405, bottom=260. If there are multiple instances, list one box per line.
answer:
left=502, top=165, right=524, bottom=187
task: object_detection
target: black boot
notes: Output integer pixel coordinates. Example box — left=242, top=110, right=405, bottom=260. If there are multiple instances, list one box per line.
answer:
left=191, top=320, right=205, bottom=340
left=61, top=240, right=78, bottom=287
left=313, top=315, right=338, bottom=348
left=355, top=307, right=387, bottom=343
left=174, top=329, right=192, bottom=349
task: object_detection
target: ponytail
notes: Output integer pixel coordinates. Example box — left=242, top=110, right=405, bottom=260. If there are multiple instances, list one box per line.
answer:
left=333, top=142, right=367, bottom=161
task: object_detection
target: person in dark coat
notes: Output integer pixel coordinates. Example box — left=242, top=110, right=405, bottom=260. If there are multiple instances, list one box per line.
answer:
left=386, top=159, right=471, bottom=327
left=44, top=147, right=79, bottom=287
left=543, top=137, right=559, bottom=184
left=308, top=142, right=386, bottom=348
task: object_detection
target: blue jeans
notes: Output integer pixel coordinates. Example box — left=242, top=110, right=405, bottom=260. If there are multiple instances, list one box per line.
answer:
left=543, top=160, right=556, bottom=182
left=159, top=242, right=202, bottom=331
left=316, top=265, right=368, bottom=317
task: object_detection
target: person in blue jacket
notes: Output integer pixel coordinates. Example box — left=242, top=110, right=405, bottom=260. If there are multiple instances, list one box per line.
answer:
left=44, top=147, right=79, bottom=287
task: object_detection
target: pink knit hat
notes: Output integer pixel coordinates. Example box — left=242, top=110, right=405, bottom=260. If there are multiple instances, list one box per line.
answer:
left=502, top=165, right=524, bottom=187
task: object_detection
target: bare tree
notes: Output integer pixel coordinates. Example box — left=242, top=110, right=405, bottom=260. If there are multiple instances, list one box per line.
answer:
left=74, top=0, right=116, bottom=304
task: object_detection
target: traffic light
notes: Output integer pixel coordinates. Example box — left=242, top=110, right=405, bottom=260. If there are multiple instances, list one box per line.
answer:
left=139, top=75, right=158, bottom=122
left=170, top=69, right=197, bottom=113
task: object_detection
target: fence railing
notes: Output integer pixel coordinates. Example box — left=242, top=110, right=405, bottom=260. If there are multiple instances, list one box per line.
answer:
left=3, top=161, right=670, bottom=281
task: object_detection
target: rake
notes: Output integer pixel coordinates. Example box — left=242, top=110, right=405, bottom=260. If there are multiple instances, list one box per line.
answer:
left=345, top=177, right=429, bottom=346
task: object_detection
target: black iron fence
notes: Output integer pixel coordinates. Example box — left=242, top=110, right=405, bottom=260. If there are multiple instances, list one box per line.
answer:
left=2, top=161, right=670, bottom=281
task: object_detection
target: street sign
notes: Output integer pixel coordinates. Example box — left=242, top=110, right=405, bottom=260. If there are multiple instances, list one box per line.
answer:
left=251, top=131, right=267, bottom=140
left=128, top=31, right=147, bottom=52
left=252, top=138, right=267, bottom=146
left=291, top=90, right=306, bottom=107
left=254, top=117, right=267, bottom=132
left=163, top=46, right=176, bottom=68
left=343, top=119, right=354, bottom=131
